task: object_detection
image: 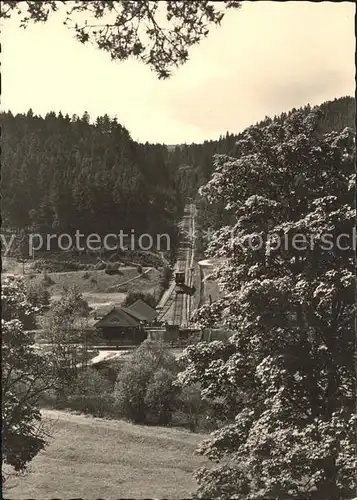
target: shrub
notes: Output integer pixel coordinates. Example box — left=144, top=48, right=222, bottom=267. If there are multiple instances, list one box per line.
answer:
left=83, top=271, right=91, bottom=279
left=26, top=281, right=51, bottom=311
left=176, top=383, right=206, bottom=431
left=105, top=262, right=122, bottom=275
left=160, top=265, right=172, bottom=290
left=42, top=272, right=55, bottom=287
left=123, top=291, right=156, bottom=308
left=33, top=259, right=84, bottom=273
left=32, top=259, right=48, bottom=272
left=93, top=358, right=126, bottom=384
left=65, top=368, right=115, bottom=418
left=115, top=361, right=152, bottom=423
left=144, top=368, right=179, bottom=425
left=2, top=276, right=49, bottom=472
left=114, top=340, right=178, bottom=424
left=78, top=263, right=92, bottom=270
left=38, top=388, right=58, bottom=408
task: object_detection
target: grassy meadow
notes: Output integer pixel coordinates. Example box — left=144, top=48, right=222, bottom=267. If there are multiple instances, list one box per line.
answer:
left=4, top=409, right=208, bottom=499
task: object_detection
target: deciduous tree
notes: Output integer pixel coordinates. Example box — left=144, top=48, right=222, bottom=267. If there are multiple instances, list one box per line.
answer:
left=114, top=340, right=178, bottom=424
left=45, top=285, right=91, bottom=394
left=178, top=107, right=356, bottom=499
left=2, top=277, right=52, bottom=474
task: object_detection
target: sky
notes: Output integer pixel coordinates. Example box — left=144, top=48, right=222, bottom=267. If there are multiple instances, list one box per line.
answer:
left=1, top=1, right=355, bottom=144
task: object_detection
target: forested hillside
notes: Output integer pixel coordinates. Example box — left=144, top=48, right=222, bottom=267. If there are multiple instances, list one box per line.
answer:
left=1, top=96, right=354, bottom=241
left=195, top=95, right=355, bottom=233
left=1, top=111, right=184, bottom=239
left=173, top=96, right=355, bottom=184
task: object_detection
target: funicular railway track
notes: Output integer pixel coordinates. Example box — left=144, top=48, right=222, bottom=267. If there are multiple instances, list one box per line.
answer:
left=157, top=204, right=195, bottom=327
left=172, top=286, right=184, bottom=325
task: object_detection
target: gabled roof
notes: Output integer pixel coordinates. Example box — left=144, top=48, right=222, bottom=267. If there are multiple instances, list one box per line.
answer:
left=94, top=308, right=141, bottom=328
left=127, top=299, right=158, bottom=322
left=121, top=307, right=147, bottom=322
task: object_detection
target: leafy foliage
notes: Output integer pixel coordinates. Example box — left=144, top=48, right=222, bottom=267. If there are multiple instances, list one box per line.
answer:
left=114, top=340, right=178, bottom=424
left=65, top=368, right=115, bottom=417
left=1, top=1, right=241, bottom=78
left=179, top=103, right=356, bottom=499
left=2, top=277, right=52, bottom=472
left=144, top=368, right=179, bottom=425
left=194, top=96, right=356, bottom=237
left=1, top=275, right=38, bottom=329
left=160, top=265, right=173, bottom=290
left=50, top=285, right=90, bottom=324
left=122, top=291, right=156, bottom=309
left=177, top=383, right=209, bottom=431
left=45, top=285, right=91, bottom=392
left=25, top=280, right=51, bottom=311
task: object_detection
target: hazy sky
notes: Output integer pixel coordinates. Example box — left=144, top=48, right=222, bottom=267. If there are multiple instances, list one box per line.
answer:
left=1, top=1, right=355, bottom=144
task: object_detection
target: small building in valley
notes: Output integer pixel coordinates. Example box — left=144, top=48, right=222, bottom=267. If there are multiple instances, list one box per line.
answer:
left=94, top=307, right=146, bottom=344
left=94, top=299, right=158, bottom=345
left=126, top=299, right=159, bottom=323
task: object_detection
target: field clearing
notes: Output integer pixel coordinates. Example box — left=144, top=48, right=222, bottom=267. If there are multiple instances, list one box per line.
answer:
left=23, top=268, right=162, bottom=296
left=81, top=292, right=127, bottom=306
left=4, top=409, right=208, bottom=499
left=2, top=257, right=31, bottom=275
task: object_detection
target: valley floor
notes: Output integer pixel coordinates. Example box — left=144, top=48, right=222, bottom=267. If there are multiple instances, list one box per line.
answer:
left=4, top=409, right=208, bottom=499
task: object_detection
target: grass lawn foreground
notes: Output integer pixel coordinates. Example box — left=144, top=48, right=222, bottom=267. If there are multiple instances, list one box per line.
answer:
left=4, top=409, right=209, bottom=499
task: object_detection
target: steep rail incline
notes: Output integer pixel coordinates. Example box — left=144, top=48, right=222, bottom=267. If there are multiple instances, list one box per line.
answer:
left=157, top=204, right=196, bottom=327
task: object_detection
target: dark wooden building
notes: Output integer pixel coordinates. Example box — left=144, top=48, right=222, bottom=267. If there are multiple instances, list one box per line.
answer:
left=94, top=299, right=158, bottom=345
left=126, top=299, right=159, bottom=323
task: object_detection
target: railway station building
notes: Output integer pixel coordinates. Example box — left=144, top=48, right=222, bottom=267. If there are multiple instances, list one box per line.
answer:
left=94, top=299, right=158, bottom=345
